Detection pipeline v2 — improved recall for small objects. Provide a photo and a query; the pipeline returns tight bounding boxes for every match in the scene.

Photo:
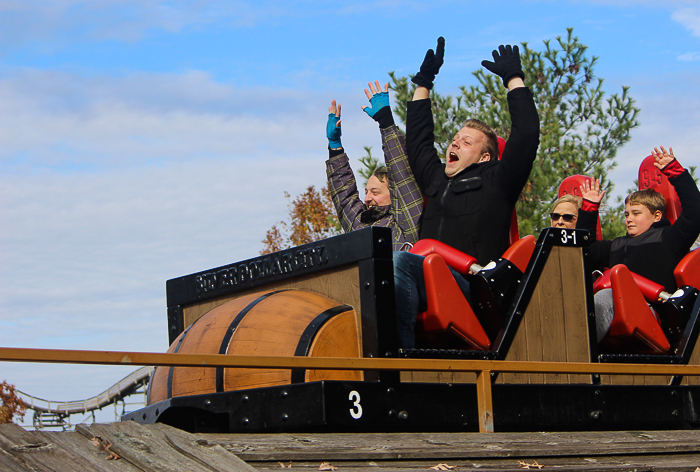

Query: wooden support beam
[2,347,700,377]
[476,370,494,433]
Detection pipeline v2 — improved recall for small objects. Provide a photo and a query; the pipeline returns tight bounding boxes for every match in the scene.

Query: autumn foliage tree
[0,381,27,424]
[261,185,340,254]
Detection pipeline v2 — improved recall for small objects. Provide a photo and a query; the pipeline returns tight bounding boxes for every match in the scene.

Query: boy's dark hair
[625,189,667,218]
[462,119,499,161]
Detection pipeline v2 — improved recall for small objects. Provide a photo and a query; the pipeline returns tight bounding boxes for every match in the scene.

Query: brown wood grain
[201,429,700,462]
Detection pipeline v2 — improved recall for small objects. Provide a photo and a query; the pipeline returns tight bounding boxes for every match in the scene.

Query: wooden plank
[476,370,494,433]
[77,422,256,472]
[249,453,700,471]
[148,423,256,472]
[499,307,530,384]
[558,247,593,383]
[31,429,136,471]
[683,334,700,385]
[200,430,700,462]
[0,423,129,472]
[539,247,566,384]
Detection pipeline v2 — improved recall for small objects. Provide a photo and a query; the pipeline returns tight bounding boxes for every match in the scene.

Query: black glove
[481,44,524,88]
[411,37,445,90]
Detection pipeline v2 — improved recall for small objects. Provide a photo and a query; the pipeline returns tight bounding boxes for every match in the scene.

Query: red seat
[411,235,536,349]
[602,265,671,353]
[675,249,700,289]
[593,268,666,302]
[558,174,602,240]
[417,254,491,350]
[411,239,479,275]
[638,155,681,223]
[502,235,537,273]
[497,136,520,246]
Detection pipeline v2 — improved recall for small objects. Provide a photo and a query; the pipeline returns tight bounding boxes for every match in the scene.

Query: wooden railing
[3,346,700,433]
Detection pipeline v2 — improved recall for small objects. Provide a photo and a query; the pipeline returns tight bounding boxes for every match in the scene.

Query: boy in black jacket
[577,146,700,341]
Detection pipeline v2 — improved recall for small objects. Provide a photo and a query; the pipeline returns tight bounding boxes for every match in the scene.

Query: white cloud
[0,64,385,405]
[672,7,700,36]
[677,51,700,61]
[0,1,285,53]
[0,67,344,168]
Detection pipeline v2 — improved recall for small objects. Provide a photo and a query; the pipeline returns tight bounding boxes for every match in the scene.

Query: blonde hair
[462,119,499,162]
[625,189,666,217]
[552,194,582,211]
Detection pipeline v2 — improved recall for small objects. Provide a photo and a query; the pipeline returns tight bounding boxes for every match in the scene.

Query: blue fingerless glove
[326,113,342,148]
[362,91,390,119]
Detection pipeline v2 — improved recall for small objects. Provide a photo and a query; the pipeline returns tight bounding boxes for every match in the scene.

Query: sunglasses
[550,213,577,223]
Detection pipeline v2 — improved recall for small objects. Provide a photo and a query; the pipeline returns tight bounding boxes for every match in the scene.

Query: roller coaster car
[122,223,700,433]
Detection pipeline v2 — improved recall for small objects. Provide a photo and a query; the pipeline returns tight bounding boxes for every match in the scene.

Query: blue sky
[2,0,700,416]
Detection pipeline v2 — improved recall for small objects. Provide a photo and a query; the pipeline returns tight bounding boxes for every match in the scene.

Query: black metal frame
[124,379,700,433]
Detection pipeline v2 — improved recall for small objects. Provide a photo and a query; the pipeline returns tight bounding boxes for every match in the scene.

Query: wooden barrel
[148,289,362,405]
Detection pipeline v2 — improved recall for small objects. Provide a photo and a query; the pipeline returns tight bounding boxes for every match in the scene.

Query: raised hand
[652,146,676,169]
[579,177,606,204]
[411,37,445,90]
[362,80,390,119]
[481,44,524,88]
[327,100,342,149]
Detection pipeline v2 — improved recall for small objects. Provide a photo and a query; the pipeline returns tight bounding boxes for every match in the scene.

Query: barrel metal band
[216,290,288,393]
[165,322,196,401]
[291,304,354,384]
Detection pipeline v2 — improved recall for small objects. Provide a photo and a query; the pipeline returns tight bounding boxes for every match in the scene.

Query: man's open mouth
[448,152,459,163]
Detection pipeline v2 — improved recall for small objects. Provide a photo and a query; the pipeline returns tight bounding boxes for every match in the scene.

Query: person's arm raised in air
[577,177,611,267]
[653,146,700,252]
[325,100,363,233]
[406,37,446,190]
[363,80,423,245]
[481,44,540,206]
[578,177,606,235]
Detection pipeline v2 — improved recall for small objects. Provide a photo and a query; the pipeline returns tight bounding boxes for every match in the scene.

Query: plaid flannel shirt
[326,124,423,251]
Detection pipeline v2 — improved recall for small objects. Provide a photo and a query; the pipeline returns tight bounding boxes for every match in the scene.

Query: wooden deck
[3,421,700,471]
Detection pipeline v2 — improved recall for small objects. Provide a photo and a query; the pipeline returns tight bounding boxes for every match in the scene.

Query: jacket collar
[360,204,392,223]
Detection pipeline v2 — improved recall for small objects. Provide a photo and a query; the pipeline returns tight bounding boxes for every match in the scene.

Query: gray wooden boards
[0,421,255,472]
[200,430,700,471]
[4,422,700,471]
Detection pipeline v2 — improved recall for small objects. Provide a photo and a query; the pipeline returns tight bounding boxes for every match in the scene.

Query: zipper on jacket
[437,180,452,241]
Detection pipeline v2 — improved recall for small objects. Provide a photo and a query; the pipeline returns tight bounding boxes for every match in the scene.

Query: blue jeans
[393,251,472,349]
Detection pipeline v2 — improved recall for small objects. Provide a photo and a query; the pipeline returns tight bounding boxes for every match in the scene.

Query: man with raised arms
[326,81,424,252]
[393,37,540,349]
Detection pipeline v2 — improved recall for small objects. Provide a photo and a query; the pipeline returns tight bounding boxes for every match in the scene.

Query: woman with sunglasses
[550,194,582,229]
